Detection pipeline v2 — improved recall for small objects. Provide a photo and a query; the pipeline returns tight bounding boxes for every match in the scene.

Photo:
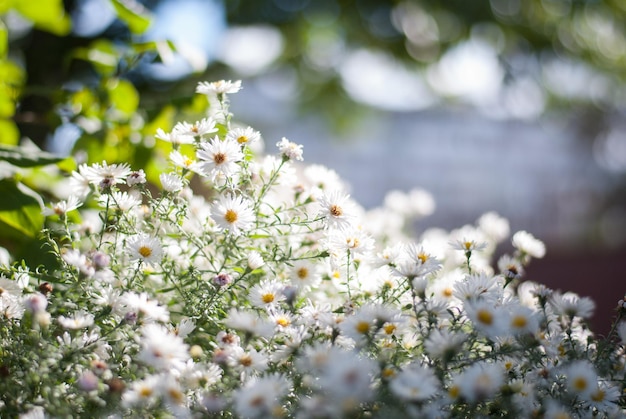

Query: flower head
[197,136,244,178]
[196,79,242,95]
[127,234,163,265]
[276,137,303,161]
[212,194,255,236]
[317,190,357,229]
[512,231,545,259]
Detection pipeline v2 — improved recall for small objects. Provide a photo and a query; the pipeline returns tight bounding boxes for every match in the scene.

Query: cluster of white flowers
[1,81,625,418]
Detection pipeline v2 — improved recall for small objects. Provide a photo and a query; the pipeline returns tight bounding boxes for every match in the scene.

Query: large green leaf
[111,0,152,34]
[0,21,7,59]
[107,78,139,115]
[13,0,71,35]
[73,39,119,77]
[0,179,44,241]
[0,119,19,145]
[0,144,65,167]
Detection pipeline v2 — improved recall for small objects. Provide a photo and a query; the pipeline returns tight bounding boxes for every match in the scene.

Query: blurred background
[2,0,626,332]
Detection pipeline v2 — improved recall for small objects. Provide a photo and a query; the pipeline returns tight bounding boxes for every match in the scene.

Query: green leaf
[111,0,152,34]
[73,39,119,76]
[0,144,65,167]
[132,40,177,64]
[13,0,71,36]
[0,179,44,241]
[0,21,7,59]
[107,78,139,115]
[0,119,18,145]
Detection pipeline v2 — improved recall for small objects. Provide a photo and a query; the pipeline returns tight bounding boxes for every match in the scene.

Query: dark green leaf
[111,0,152,34]
[0,179,44,241]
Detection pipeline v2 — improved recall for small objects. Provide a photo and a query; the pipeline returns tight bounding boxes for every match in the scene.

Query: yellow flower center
[477,309,493,325]
[356,321,370,334]
[139,386,153,398]
[573,377,588,392]
[417,253,428,264]
[276,317,290,327]
[591,389,605,402]
[511,315,527,329]
[383,323,396,335]
[239,355,253,367]
[261,293,275,304]
[138,246,152,258]
[382,368,396,378]
[224,209,238,224]
[443,288,453,298]
[168,388,184,405]
[237,135,248,144]
[330,205,343,217]
[297,267,309,279]
[448,385,460,399]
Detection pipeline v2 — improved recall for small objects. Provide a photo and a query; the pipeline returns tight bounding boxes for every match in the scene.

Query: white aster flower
[497,254,524,281]
[289,260,321,289]
[42,195,82,217]
[316,351,379,407]
[512,230,546,258]
[122,374,162,408]
[121,291,170,323]
[197,136,244,178]
[326,227,374,259]
[424,328,467,360]
[23,293,48,313]
[160,172,184,192]
[249,279,285,308]
[508,304,540,336]
[451,238,488,253]
[98,190,141,212]
[226,126,261,146]
[196,79,242,95]
[390,363,439,402]
[58,310,94,329]
[169,150,203,173]
[465,300,508,339]
[276,137,303,161]
[233,373,291,419]
[451,361,504,403]
[549,292,596,319]
[478,211,510,243]
[138,323,189,371]
[228,346,268,374]
[173,117,217,138]
[155,127,194,146]
[127,234,163,265]
[247,251,265,270]
[69,164,93,198]
[212,194,255,236]
[563,360,598,400]
[317,189,357,229]
[126,169,147,186]
[82,161,132,189]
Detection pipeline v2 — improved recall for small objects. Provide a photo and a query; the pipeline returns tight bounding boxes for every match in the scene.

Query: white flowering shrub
[1,81,625,418]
